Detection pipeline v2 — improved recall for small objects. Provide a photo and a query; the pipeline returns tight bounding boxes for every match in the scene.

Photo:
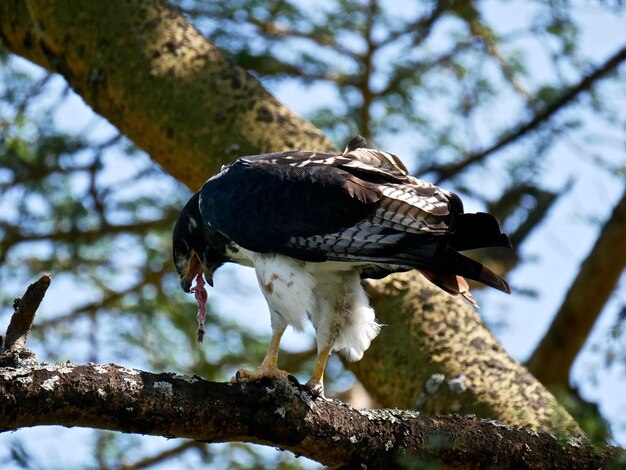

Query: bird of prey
[172,136,511,396]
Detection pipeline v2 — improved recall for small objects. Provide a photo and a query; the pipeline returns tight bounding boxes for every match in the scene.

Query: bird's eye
[176,239,190,255]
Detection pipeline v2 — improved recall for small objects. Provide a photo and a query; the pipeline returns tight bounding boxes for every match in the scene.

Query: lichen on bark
[351,272,581,435]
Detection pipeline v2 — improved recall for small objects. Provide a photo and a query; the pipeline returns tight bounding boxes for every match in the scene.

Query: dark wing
[342,134,409,179]
[199,151,382,259]
[200,146,511,293]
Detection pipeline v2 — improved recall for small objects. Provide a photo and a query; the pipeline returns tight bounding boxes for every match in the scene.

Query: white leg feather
[311,271,380,362]
[237,252,381,395]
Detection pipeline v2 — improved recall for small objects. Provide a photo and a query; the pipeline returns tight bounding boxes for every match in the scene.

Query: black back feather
[195,139,512,295]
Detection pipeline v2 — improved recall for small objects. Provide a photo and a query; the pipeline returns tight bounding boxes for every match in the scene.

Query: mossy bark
[351,273,580,434]
[1,361,617,468]
[0,0,334,190]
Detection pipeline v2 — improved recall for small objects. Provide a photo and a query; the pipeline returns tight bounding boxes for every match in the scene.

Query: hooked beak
[180,251,214,293]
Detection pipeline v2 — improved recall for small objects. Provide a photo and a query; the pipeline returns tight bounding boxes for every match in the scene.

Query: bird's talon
[304,381,325,398]
[231,367,291,384]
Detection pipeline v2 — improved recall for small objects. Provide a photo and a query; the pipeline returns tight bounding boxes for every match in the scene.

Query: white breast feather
[247,252,380,361]
[251,253,316,332]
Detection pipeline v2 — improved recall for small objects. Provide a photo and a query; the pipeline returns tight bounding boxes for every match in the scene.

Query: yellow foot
[304,378,324,398]
[230,365,290,384]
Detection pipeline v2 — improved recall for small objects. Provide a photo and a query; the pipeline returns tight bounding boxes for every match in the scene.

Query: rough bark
[0,0,580,440]
[350,272,581,435]
[528,187,626,386]
[0,360,622,469]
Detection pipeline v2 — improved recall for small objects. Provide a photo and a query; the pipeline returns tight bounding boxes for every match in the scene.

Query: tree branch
[462,7,537,109]
[2,217,175,246]
[0,0,335,190]
[376,0,452,49]
[351,272,581,435]
[0,361,622,468]
[356,0,377,140]
[246,18,356,59]
[2,274,51,353]
[120,440,205,470]
[527,186,626,386]
[423,43,626,183]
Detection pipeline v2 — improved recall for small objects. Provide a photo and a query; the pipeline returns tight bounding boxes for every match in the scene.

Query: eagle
[172,136,511,396]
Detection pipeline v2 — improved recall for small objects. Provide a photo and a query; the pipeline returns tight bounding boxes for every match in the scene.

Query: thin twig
[2,274,51,352]
[376,0,451,49]
[423,43,626,183]
[120,441,205,470]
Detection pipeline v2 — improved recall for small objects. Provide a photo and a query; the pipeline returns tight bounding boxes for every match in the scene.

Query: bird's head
[172,192,228,293]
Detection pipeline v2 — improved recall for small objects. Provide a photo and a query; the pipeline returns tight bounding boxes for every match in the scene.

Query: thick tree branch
[350,272,581,435]
[0,362,622,469]
[423,44,626,183]
[528,187,626,386]
[0,0,334,190]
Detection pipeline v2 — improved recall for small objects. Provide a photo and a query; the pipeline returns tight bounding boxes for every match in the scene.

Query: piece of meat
[190,272,208,342]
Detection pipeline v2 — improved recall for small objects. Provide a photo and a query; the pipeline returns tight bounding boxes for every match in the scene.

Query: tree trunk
[351,273,580,434]
[0,0,334,190]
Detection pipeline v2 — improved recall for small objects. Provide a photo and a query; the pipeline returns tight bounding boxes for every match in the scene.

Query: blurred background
[1,0,626,468]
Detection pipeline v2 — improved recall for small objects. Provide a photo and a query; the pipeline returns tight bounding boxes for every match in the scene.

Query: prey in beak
[179,250,211,342]
[172,191,230,342]
[180,251,210,292]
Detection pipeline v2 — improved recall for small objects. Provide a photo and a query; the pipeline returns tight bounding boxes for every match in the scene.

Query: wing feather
[198,139,511,294]
[202,148,458,250]
[199,152,382,254]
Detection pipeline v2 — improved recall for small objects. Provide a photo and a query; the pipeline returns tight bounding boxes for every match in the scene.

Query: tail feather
[396,242,511,294]
[475,262,511,294]
[434,249,511,294]
[449,213,512,251]
[420,270,479,307]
